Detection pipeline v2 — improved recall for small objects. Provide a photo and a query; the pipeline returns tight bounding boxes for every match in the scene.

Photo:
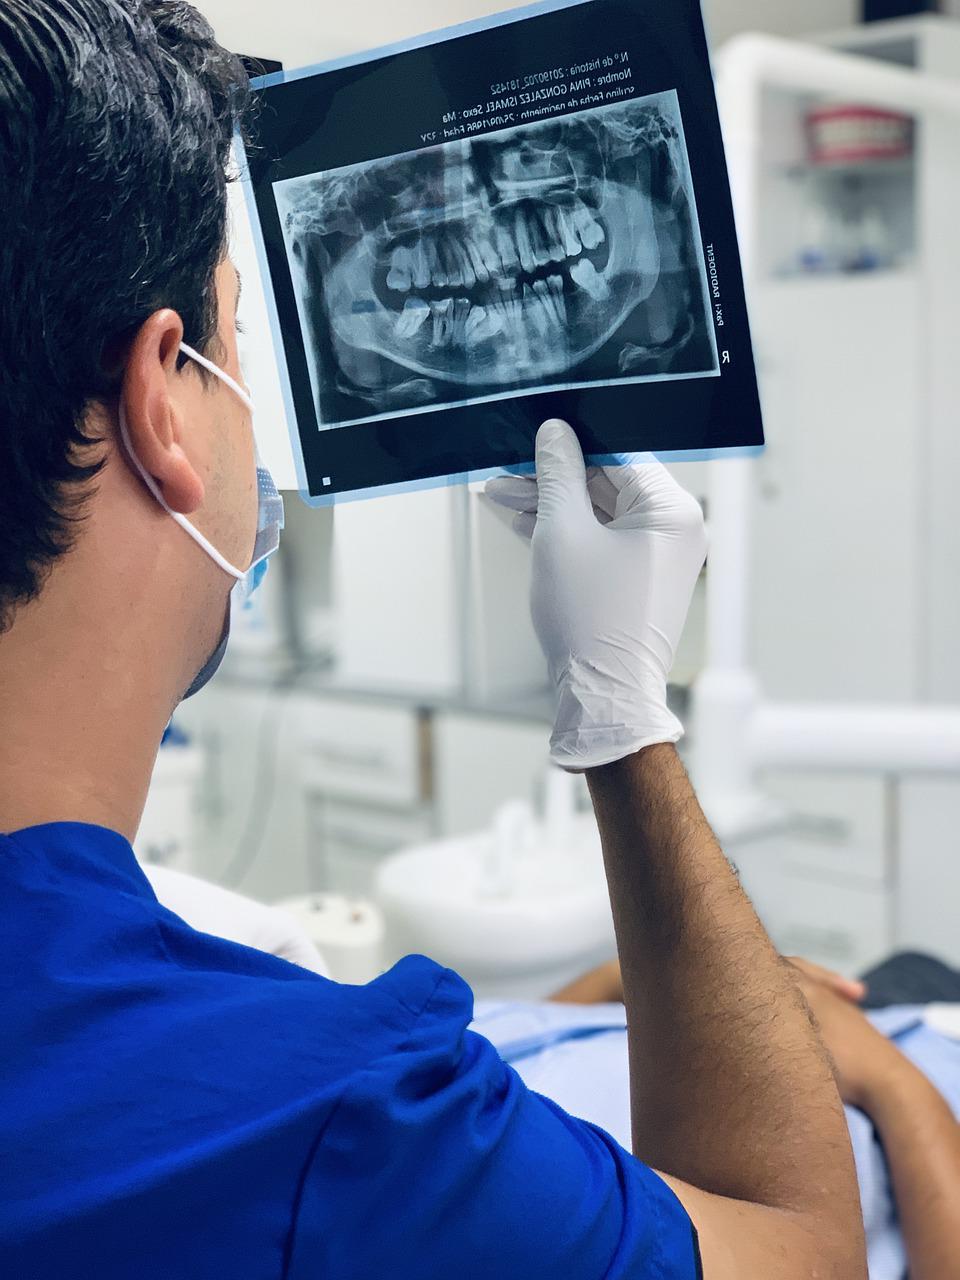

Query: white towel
[143,863,330,977]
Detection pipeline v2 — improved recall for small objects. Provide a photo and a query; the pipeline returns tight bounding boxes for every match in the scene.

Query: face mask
[118,340,284,698]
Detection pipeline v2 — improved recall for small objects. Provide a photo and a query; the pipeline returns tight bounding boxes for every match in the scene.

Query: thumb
[535,419,592,523]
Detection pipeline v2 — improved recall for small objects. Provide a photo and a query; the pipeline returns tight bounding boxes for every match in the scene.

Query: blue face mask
[118,340,285,698]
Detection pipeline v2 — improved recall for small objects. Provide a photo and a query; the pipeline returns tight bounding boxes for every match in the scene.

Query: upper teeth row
[386,202,605,293]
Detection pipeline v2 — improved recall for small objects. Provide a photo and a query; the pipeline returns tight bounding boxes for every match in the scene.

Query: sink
[375,812,616,999]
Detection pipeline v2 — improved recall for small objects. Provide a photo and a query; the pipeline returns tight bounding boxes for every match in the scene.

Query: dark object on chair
[859,952,960,1009]
[863,0,938,20]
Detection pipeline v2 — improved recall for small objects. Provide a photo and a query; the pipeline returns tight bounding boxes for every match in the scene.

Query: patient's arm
[588,745,867,1279]
[869,1060,960,1280]
[794,962,960,1280]
[549,959,622,1004]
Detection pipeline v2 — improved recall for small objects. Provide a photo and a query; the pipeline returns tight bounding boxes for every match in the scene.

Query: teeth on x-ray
[396,296,430,338]
[570,257,610,303]
[276,91,718,423]
[379,196,607,348]
[386,247,414,292]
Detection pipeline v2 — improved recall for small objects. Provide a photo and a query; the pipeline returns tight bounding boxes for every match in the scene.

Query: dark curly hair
[0,0,249,629]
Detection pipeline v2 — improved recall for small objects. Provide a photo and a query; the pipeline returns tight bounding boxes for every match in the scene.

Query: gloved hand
[483,419,707,771]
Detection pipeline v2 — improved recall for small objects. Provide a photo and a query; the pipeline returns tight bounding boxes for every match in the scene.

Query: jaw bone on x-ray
[275,91,718,430]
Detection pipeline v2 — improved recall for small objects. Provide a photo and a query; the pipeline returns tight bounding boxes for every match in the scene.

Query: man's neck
[0,532,193,842]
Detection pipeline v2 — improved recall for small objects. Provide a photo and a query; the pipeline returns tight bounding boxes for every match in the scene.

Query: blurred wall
[706,0,858,46]
[193,0,862,68]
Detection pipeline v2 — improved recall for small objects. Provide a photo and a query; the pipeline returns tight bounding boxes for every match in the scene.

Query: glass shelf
[778,156,914,180]
[768,259,916,284]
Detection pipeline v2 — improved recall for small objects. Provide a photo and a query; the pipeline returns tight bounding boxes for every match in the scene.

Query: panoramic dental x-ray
[275,94,718,428]
[244,0,763,499]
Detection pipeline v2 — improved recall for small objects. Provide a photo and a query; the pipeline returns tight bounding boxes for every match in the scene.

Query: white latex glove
[483,419,707,771]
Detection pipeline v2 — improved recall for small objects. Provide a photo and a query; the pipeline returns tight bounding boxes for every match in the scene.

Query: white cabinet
[757,771,893,886]
[308,799,434,898]
[174,678,557,906]
[333,489,465,694]
[897,778,960,966]
[297,698,430,807]
[432,712,552,837]
[295,694,433,895]
[751,272,922,703]
[733,837,893,974]
[737,770,897,974]
[172,682,314,902]
[332,486,546,700]
[748,19,960,709]
[737,17,960,967]
[297,702,556,897]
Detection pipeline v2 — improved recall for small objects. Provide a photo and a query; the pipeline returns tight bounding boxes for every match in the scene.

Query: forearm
[864,1058,960,1280]
[549,960,622,1004]
[587,745,859,1223]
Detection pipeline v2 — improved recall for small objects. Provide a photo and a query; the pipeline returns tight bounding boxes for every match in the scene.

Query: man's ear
[121,310,205,516]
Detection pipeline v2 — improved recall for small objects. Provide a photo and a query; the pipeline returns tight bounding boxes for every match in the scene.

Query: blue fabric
[472,999,960,1280]
[0,823,698,1280]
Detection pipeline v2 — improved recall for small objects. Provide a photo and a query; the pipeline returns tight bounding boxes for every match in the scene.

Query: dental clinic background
[142,0,960,995]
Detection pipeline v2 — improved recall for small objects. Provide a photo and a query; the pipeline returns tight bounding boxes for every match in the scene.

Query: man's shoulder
[149,926,474,1084]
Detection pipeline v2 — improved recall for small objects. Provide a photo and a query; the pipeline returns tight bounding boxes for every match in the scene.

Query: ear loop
[179,340,254,412]
[116,341,254,582]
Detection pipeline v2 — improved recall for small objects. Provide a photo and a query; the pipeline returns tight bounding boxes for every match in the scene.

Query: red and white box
[806,105,914,165]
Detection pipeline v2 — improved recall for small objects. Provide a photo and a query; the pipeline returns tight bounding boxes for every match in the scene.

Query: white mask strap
[117,341,252,582]
[179,341,254,413]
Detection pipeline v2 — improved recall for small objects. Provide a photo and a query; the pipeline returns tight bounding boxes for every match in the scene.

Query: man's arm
[793,960,960,1280]
[588,747,866,1276]
[485,420,867,1278]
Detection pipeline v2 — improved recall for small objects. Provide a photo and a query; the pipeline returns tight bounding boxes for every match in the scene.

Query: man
[0,3,867,1276]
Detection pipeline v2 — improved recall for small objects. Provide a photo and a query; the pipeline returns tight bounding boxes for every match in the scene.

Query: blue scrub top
[0,823,700,1279]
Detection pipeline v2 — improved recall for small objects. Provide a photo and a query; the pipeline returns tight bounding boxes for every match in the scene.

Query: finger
[484,474,539,514]
[585,467,621,523]
[599,455,662,504]
[479,491,525,535]
[513,511,537,540]
[486,471,611,531]
[478,492,537,543]
[828,973,868,1003]
[601,458,678,519]
[789,957,866,1003]
[534,419,592,523]
[804,960,866,1002]
[606,465,705,538]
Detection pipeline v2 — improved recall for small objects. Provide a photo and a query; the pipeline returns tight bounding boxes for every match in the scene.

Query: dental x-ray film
[243,0,764,502]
